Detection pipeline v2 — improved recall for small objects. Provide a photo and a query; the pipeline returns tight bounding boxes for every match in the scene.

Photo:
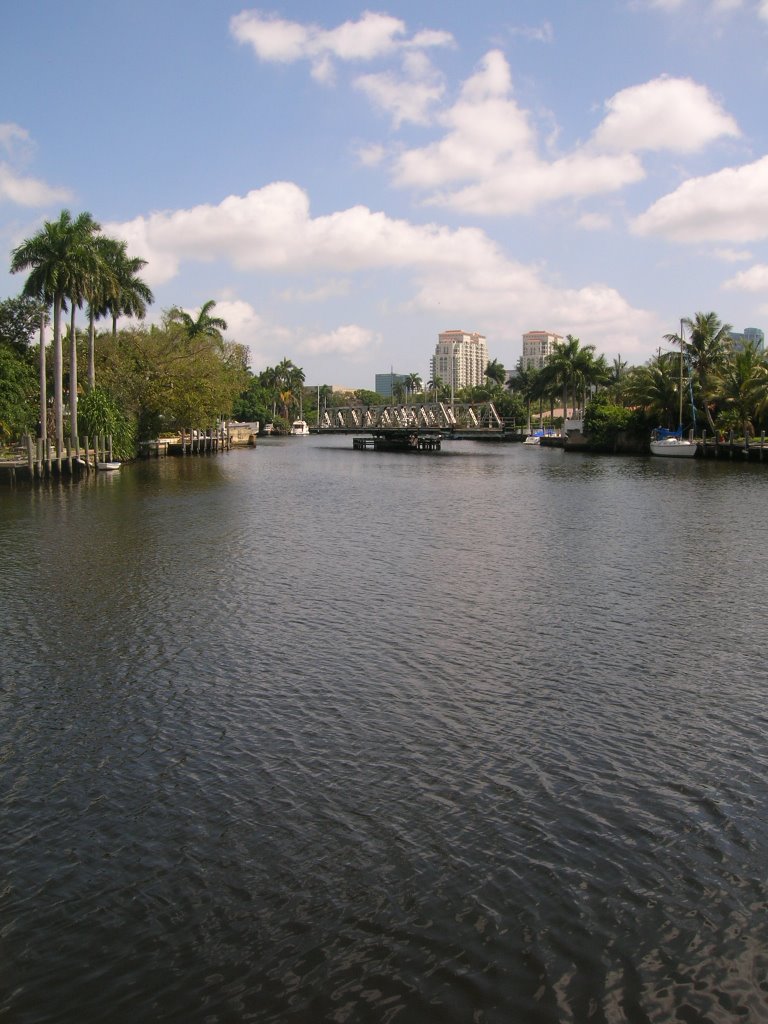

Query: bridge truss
[318,401,503,435]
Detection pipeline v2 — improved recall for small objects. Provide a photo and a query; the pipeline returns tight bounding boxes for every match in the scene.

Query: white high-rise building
[522,331,562,370]
[430,330,488,392]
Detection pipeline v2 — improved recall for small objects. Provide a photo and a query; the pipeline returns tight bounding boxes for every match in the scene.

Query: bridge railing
[319,401,502,432]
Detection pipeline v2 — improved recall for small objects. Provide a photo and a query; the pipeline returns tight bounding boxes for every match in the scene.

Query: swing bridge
[317,401,505,450]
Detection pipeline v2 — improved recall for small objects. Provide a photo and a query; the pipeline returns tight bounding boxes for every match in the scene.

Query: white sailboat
[650,322,697,458]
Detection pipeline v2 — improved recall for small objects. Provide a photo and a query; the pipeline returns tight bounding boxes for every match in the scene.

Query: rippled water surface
[2,438,768,1023]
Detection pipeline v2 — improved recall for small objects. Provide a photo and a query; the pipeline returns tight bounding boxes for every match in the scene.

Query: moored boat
[290,419,310,436]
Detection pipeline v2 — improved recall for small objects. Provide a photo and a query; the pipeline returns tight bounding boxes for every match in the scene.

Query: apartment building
[430,330,488,391]
[521,331,562,370]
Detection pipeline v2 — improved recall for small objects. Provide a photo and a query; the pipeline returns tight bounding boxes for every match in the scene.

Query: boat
[523,434,540,446]
[290,419,310,436]
[650,430,697,458]
[96,461,121,471]
[650,320,697,459]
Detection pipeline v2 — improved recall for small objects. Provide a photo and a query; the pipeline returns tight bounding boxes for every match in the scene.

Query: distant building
[729,327,764,353]
[430,330,488,391]
[522,330,562,370]
[375,372,409,398]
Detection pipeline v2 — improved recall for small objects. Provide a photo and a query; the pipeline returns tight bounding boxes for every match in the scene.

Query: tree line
[2,208,765,452]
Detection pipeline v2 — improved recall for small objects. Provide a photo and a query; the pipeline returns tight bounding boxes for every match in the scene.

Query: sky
[1,0,767,388]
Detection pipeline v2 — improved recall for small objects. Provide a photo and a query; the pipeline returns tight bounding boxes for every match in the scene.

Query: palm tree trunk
[88,309,96,391]
[69,305,78,441]
[39,311,47,442]
[53,294,63,452]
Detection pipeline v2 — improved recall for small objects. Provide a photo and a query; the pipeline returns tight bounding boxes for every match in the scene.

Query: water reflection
[2,440,767,1022]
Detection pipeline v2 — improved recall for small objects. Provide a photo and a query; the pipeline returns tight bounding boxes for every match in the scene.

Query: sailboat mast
[679,318,684,433]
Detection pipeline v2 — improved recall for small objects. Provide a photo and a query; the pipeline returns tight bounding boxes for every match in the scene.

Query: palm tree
[11,209,100,450]
[405,372,422,402]
[485,358,506,391]
[507,360,539,432]
[426,375,445,402]
[625,352,682,429]
[675,312,732,436]
[717,343,768,440]
[169,299,228,342]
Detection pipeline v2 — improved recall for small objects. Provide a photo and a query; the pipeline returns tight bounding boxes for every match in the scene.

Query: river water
[2,437,767,1023]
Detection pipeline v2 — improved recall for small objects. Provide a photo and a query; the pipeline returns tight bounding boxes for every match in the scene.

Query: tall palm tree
[674,313,732,436]
[169,299,228,342]
[405,372,422,402]
[86,237,153,391]
[11,209,100,450]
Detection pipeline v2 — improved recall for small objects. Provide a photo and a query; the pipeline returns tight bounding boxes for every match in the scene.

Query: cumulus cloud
[106,180,655,359]
[386,52,741,215]
[105,181,509,286]
[391,50,645,214]
[723,263,768,290]
[355,52,445,126]
[230,9,453,82]
[591,76,739,153]
[631,154,768,242]
[0,123,73,208]
[0,163,73,207]
[300,323,380,356]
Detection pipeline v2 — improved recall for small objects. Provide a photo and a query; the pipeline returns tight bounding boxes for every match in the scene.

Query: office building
[522,331,562,370]
[375,372,410,398]
[430,330,488,391]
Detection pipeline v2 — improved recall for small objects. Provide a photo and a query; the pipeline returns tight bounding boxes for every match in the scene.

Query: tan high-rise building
[522,331,562,370]
[430,330,488,391]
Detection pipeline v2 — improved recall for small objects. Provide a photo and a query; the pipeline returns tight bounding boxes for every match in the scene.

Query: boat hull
[650,439,697,458]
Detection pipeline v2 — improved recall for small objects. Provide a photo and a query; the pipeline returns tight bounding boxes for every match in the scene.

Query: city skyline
[1,1,767,387]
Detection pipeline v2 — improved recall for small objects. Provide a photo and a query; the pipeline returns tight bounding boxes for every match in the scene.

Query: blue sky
[1,0,767,387]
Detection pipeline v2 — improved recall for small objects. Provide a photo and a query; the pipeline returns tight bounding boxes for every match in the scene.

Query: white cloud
[355,52,445,127]
[591,76,739,154]
[390,51,742,215]
[631,154,768,242]
[105,181,510,286]
[723,263,768,290]
[759,0,768,19]
[0,163,73,207]
[230,9,453,82]
[578,212,613,231]
[356,143,386,168]
[0,122,30,154]
[106,180,655,361]
[300,323,380,356]
[714,247,752,261]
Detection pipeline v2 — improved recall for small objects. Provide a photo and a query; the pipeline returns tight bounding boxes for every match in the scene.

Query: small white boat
[523,434,541,446]
[650,435,697,458]
[96,461,121,471]
[290,419,310,436]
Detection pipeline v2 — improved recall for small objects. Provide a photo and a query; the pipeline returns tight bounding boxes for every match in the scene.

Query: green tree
[677,312,732,436]
[10,209,101,449]
[625,351,684,429]
[485,358,506,391]
[77,385,136,459]
[87,237,153,391]
[716,343,768,440]
[168,299,228,342]
[0,345,37,442]
[0,295,48,354]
